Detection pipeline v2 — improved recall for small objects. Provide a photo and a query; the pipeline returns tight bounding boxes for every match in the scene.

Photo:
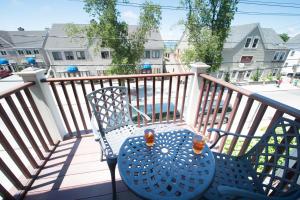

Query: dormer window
[279,52,286,61]
[252,38,259,48]
[244,37,252,48]
[273,51,280,61]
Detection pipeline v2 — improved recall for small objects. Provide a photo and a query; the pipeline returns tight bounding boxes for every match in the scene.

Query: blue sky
[2,0,300,40]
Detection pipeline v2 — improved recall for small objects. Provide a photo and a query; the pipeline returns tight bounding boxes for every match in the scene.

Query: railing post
[184,62,210,126]
[17,68,65,141]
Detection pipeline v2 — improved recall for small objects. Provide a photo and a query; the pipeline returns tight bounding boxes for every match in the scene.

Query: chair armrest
[128,103,151,121]
[218,186,300,200]
[207,128,261,149]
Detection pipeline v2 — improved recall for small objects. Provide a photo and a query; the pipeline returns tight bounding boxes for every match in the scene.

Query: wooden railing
[42,72,194,137]
[0,82,58,200]
[194,73,300,155]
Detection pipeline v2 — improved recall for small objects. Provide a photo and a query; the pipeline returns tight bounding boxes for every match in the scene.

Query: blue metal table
[118,129,215,200]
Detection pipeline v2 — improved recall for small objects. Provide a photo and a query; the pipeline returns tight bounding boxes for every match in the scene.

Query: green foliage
[279,33,290,42]
[182,0,238,72]
[251,68,262,81]
[66,0,161,74]
[267,72,273,81]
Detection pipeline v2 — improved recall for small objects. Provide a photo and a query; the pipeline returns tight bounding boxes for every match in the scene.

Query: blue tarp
[67,65,78,73]
[143,63,152,69]
[0,58,9,65]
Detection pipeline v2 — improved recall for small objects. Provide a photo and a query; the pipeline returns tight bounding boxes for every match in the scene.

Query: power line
[239,0,300,9]
[240,0,300,7]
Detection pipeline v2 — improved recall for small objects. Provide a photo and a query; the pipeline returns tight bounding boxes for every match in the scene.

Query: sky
[1,0,300,40]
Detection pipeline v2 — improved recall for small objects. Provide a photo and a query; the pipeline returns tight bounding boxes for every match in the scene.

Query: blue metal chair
[204,117,300,200]
[87,86,150,200]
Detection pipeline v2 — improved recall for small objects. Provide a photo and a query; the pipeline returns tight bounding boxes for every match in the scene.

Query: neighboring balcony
[0,65,299,200]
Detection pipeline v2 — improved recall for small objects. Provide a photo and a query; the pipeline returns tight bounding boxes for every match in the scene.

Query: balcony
[0,68,299,200]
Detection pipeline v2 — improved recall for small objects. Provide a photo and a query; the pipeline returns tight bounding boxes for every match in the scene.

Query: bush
[251,68,262,81]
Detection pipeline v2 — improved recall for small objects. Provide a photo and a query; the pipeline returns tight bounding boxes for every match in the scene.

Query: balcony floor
[25,134,142,200]
[25,123,192,200]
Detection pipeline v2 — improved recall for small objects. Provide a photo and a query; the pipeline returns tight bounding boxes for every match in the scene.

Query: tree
[66,0,161,74]
[251,68,261,82]
[181,0,239,72]
[279,33,289,42]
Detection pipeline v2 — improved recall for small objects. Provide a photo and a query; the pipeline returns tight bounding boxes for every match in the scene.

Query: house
[0,30,49,71]
[282,34,300,77]
[175,23,289,81]
[44,24,164,76]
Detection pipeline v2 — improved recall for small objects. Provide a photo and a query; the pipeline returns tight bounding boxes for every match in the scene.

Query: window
[240,56,253,63]
[144,50,151,58]
[244,37,252,48]
[152,50,160,58]
[231,71,237,78]
[279,52,286,61]
[101,51,110,59]
[64,51,74,60]
[273,51,280,61]
[17,50,24,55]
[246,70,251,78]
[76,51,86,60]
[0,51,7,55]
[25,50,32,55]
[33,49,39,54]
[284,62,288,67]
[52,52,63,60]
[291,50,295,56]
[272,69,278,76]
[8,51,17,55]
[252,38,259,48]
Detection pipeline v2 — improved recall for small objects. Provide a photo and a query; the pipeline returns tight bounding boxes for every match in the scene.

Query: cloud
[121,10,139,25]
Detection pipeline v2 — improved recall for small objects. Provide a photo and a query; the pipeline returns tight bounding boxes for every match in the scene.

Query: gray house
[0,30,49,71]
[282,34,300,76]
[176,23,289,81]
[44,24,164,76]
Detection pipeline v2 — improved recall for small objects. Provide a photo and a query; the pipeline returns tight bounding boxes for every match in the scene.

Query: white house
[282,34,300,77]
[0,30,49,71]
[176,23,289,81]
[44,24,164,76]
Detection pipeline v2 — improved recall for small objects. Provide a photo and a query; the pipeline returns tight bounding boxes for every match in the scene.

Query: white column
[17,68,65,141]
[184,62,210,126]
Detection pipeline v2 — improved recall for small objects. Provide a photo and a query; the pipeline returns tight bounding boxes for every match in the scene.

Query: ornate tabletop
[118,129,215,200]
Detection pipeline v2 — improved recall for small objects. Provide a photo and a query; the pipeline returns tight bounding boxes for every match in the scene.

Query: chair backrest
[245,117,300,197]
[87,86,133,136]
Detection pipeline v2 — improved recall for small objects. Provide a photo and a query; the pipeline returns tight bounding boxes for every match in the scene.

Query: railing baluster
[100,79,104,88]
[109,79,113,86]
[50,82,72,136]
[144,77,147,126]
[127,78,132,119]
[180,75,189,122]
[203,82,217,136]
[0,158,24,190]
[159,76,164,123]
[90,80,95,91]
[135,78,140,127]
[197,81,211,132]
[61,81,81,137]
[209,86,224,140]
[194,79,206,129]
[0,130,31,178]
[0,103,38,168]
[5,95,44,160]
[15,91,49,152]
[217,89,233,130]
[71,81,88,132]
[152,77,155,124]
[81,80,91,118]
[166,76,173,123]
[24,88,54,146]
[238,103,268,156]
[227,98,254,155]
[0,184,14,200]
[118,79,122,86]
[173,75,180,123]
[219,92,243,152]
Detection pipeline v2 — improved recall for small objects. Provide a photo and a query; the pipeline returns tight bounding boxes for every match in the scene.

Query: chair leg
[100,149,104,161]
[107,158,117,200]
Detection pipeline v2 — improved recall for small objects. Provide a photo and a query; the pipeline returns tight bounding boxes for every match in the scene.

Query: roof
[286,34,300,49]
[45,24,164,50]
[260,28,286,49]
[0,30,47,48]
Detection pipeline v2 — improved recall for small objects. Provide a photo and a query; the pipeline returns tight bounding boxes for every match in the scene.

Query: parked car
[0,69,11,79]
[132,103,180,122]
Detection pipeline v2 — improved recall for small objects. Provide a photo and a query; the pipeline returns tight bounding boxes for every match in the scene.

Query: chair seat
[204,153,263,200]
[102,125,138,159]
